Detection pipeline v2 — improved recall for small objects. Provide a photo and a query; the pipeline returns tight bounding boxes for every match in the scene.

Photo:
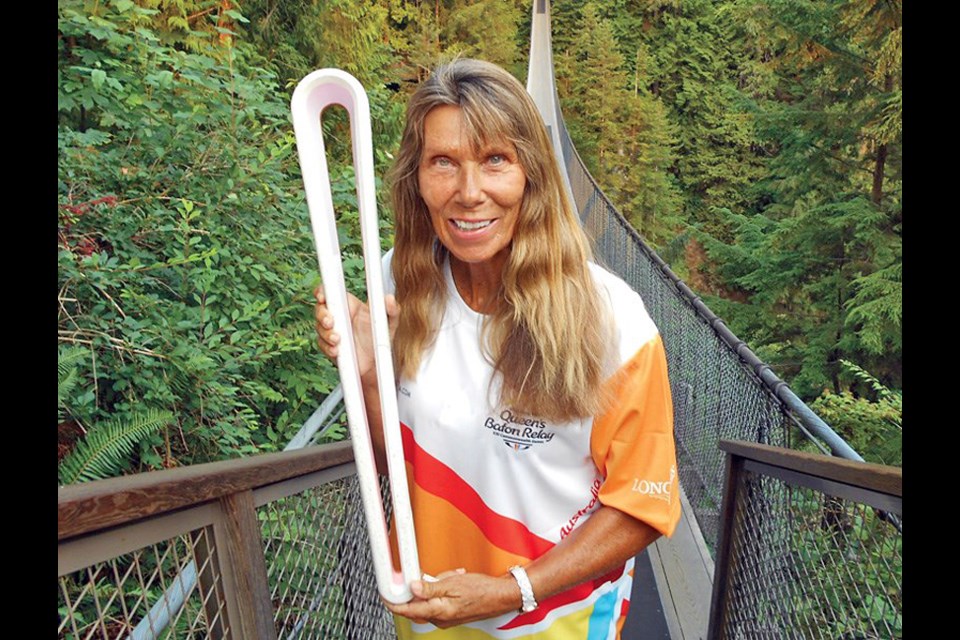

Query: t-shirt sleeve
[590,333,681,537]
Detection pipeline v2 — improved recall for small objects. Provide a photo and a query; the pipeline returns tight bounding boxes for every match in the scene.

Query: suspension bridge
[57,1,902,638]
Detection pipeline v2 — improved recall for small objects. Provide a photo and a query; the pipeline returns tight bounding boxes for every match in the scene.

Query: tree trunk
[870,74,895,206]
[871,142,887,206]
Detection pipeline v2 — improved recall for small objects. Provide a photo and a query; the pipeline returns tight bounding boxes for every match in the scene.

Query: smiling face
[417,105,527,272]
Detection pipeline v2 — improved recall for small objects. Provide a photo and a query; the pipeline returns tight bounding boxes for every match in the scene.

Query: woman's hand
[314,285,400,380]
[388,507,661,629]
[314,284,400,472]
[386,570,520,629]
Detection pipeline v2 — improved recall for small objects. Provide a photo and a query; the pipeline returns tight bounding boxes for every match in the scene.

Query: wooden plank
[650,484,713,640]
[215,491,277,640]
[58,502,217,577]
[59,441,355,541]
[719,440,901,497]
[648,542,683,640]
[744,459,902,515]
[623,548,672,639]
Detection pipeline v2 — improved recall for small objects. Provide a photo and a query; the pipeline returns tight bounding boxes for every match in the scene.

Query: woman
[315,58,680,639]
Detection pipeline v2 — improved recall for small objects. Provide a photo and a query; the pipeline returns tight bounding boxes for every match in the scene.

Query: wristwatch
[508,565,539,613]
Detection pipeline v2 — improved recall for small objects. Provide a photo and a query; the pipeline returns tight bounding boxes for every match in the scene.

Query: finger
[313,287,336,336]
[385,597,433,619]
[409,579,438,600]
[317,340,339,359]
[432,568,466,581]
[313,298,333,323]
[314,318,340,345]
[314,320,340,351]
[314,307,335,331]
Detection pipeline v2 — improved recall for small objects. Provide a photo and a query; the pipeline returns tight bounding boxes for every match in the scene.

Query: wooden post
[191,525,227,639]
[707,451,745,640]
[215,491,278,640]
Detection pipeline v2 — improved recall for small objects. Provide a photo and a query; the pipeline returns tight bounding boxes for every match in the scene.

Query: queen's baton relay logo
[483,409,555,451]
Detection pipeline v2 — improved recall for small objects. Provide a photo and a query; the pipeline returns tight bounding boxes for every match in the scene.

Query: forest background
[57,0,902,484]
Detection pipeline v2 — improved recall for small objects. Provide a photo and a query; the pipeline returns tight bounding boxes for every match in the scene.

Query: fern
[58,347,88,415]
[58,410,173,485]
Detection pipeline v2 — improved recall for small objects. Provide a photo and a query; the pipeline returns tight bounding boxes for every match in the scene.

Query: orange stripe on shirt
[402,423,556,559]
[406,476,531,575]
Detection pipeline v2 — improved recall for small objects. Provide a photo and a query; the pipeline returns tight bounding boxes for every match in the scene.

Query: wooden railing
[708,441,903,639]
[58,442,394,639]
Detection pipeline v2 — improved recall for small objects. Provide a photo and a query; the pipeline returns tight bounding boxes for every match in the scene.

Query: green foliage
[58,1,348,467]
[59,410,175,485]
[701,193,899,396]
[686,0,902,397]
[554,2,683,246]
[846,262,902,356]
[786,492,902,637]
[58,347,88,421]
[59,345,174,484]
[442,0,524,70]
[603,0,767,236]
[810,360,901,466]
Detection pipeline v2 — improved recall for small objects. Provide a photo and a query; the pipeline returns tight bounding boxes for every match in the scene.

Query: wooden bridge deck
[624,485,713,640]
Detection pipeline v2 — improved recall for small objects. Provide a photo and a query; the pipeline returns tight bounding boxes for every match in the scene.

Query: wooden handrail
[709,439,902,640]
[718,439,901,498]
[58,441,355,541]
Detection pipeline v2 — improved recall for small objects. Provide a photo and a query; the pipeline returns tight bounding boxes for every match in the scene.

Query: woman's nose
[456,164,484,205]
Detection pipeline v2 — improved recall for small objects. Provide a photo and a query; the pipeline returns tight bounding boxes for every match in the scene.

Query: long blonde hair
[390,59,613,421]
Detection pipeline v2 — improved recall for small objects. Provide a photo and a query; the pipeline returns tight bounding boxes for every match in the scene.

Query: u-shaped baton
[291,69,420,604]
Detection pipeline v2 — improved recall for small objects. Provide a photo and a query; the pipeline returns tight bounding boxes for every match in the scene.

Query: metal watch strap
[508,565,538,613]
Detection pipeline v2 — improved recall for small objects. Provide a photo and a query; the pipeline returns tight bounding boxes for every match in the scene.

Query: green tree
[443,0,524,71]
[555,3,682,244]
[58,1,344,471]
[703,0,902,394]
[614,0,766,238]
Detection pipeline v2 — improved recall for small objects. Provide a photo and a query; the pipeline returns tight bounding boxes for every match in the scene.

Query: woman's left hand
[387,570,520,629]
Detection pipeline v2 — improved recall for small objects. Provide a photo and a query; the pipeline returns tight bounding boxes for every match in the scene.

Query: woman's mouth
[451,219,494,231]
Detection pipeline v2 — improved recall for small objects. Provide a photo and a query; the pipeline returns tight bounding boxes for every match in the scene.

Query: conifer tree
[555,2,681,244]
[705,0,902,395]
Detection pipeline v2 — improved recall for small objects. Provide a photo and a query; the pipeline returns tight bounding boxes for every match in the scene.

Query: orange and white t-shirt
[383,250,680,639]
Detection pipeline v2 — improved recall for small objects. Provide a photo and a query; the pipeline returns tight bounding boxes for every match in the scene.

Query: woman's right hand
[314,285,400,380]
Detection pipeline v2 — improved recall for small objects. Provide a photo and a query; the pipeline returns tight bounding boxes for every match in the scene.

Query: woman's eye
[435,157,452,167]
[488,154,505,166]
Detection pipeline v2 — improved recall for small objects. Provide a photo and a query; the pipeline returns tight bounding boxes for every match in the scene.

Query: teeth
[453,219,493,231]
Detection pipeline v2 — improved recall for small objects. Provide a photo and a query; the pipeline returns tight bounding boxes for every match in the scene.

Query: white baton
[291,68,421,605]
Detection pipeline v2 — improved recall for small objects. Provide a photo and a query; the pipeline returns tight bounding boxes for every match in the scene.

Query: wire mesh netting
[261,474,395,640]
[557,112,794,550]
[58,527,229,639]
[720,469,902,639]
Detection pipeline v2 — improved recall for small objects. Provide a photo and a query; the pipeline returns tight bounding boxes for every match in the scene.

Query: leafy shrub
[58,1,378,472]
[810,360,902,466]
